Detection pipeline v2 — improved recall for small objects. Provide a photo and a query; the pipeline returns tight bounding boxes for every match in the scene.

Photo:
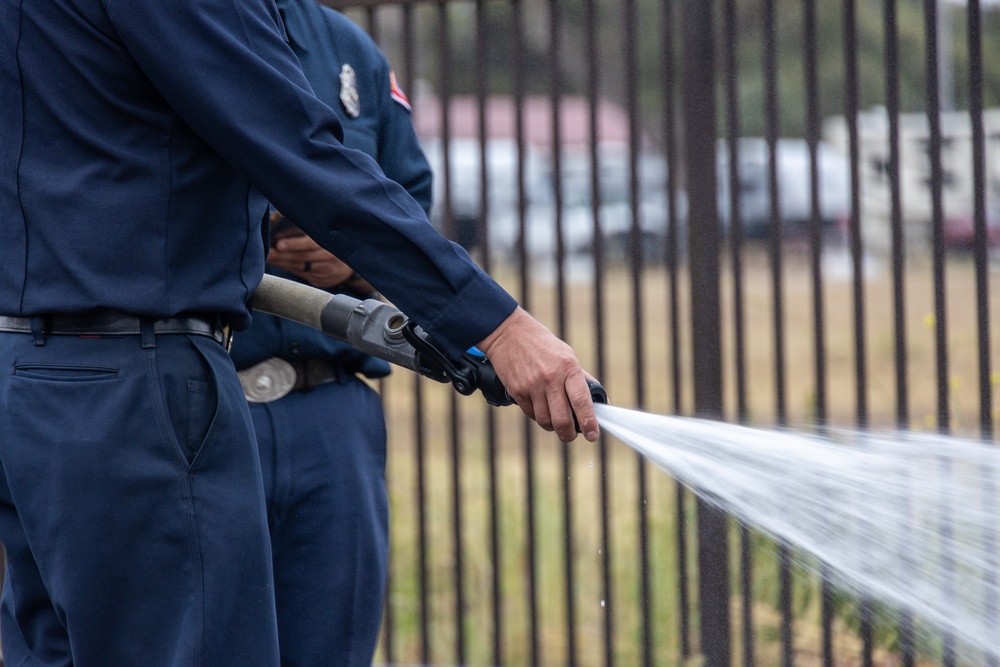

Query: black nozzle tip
[574,379,608,434]
[587,379,608,404]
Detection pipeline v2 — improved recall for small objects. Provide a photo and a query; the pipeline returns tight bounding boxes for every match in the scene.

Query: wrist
[476,307,527,357]
[335,271,372,297]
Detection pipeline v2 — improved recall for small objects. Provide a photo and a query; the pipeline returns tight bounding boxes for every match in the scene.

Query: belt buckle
[238,358,297,403]
[222,324,234,351]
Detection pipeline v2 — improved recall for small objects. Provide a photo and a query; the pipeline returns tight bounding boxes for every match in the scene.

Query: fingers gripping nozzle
[400,322,607,431]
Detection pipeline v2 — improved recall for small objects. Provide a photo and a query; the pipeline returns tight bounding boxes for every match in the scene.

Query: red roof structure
[412,95,635,149]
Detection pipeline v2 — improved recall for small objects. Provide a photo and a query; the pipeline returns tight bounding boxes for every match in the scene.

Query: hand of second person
[476,308,600,443]
[268,235,355,289]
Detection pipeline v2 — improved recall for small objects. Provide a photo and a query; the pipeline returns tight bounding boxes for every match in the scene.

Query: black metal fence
[326,0,999,665]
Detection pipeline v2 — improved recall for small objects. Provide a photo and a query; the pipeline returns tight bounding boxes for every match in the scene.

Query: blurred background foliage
[386,0,1000,141]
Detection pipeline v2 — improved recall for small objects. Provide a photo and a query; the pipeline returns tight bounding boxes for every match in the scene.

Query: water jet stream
[595,403,1000,662]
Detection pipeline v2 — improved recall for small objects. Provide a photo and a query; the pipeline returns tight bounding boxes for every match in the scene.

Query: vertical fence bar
[448,386,464,664]
[802,0,824,451]
[967,3,992,444]
[841,2,875,664]
[969,6,997,659]
[415,367,430,665]
[545,0,577,664]
[723,3,746,427]
[432,5,469,663]
[663,0,690,658]
[661,1,690,659]
[923,4,955,665]
[394,5,432,663]
[620,0,653,664]
[437,2,454,245]
[403,10,419,665]
[763,0,784,430]
[883,2,907,434]
[548,5,565,341]
[761,2,794,664]
[842,2,866,427]
[473,0,491,277]
[721,0,752,664]
[967,11,998,664]
[583,0,613,664]
[363,6,376,39]
[682,1,730,665]
[471,1,504,662]
[880,2,915,664]
[509,1,540,662]
[924,0,948,438]
[801,2,835,666]
[413,140,431,666]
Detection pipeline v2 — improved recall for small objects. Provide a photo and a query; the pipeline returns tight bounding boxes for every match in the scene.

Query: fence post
[681,0,731,665]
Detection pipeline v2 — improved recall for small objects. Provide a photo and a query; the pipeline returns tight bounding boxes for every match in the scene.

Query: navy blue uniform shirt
[0,0,515,360]
[231,0,432,375]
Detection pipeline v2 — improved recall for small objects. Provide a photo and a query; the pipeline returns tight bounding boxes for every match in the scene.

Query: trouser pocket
[154,335,220,468]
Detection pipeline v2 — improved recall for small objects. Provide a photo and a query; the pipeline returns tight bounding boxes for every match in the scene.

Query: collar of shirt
[274,0,311,53]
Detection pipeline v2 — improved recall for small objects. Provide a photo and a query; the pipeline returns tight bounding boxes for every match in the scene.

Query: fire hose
[251,274,607,429]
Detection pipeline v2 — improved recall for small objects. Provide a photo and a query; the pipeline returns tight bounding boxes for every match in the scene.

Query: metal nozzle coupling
[383,313,407,342]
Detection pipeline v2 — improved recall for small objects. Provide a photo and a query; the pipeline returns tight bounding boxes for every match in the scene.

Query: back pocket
[14,364,118,382]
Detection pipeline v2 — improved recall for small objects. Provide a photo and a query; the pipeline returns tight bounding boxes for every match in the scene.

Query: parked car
[716,138,851,239]
[421,137,548,250]
[487,146,688,266]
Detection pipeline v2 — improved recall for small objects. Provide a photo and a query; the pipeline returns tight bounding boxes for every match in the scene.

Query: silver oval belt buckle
[237,358,297,403]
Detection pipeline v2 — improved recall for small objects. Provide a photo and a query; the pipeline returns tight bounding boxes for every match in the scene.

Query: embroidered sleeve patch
[389,70,411,111]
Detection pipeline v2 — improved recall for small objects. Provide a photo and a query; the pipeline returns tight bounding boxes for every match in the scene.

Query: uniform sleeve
[103,0,514,358]
[373,60,434,217]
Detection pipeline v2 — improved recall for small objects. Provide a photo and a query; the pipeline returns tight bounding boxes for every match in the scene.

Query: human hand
[476,308,600,443]
[268,235,357,289]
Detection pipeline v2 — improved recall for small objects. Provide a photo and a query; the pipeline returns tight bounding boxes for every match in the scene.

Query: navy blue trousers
[0,329,279,666]
[249,376,388,667]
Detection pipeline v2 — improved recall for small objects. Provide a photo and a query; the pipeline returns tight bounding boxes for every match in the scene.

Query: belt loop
[30,316,46,346]
[140,318,156,349]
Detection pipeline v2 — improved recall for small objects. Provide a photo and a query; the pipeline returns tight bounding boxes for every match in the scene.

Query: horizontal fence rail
[323,0,999,664]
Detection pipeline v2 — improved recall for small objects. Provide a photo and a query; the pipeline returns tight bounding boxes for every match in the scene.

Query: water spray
[596,404,1000,663]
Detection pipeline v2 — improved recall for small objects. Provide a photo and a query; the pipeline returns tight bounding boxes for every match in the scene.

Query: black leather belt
[0,312,231,347]
[237,357,353,403]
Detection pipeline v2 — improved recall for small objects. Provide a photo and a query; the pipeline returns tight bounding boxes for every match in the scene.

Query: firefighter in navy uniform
[230,2,431,665]
[0,0,600,665]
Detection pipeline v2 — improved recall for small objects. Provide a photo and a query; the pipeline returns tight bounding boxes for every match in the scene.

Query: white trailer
[824,108,1000,256]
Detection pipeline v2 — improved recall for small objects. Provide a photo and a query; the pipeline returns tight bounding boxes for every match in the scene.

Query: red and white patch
[389,70,411,111]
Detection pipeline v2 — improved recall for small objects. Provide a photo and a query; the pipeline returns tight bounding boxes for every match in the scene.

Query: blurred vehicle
[421,137,547,250]
[943,203,1000,249]
[824,108,1000,255]
[487,144,688,266]
[716,138,851,239]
